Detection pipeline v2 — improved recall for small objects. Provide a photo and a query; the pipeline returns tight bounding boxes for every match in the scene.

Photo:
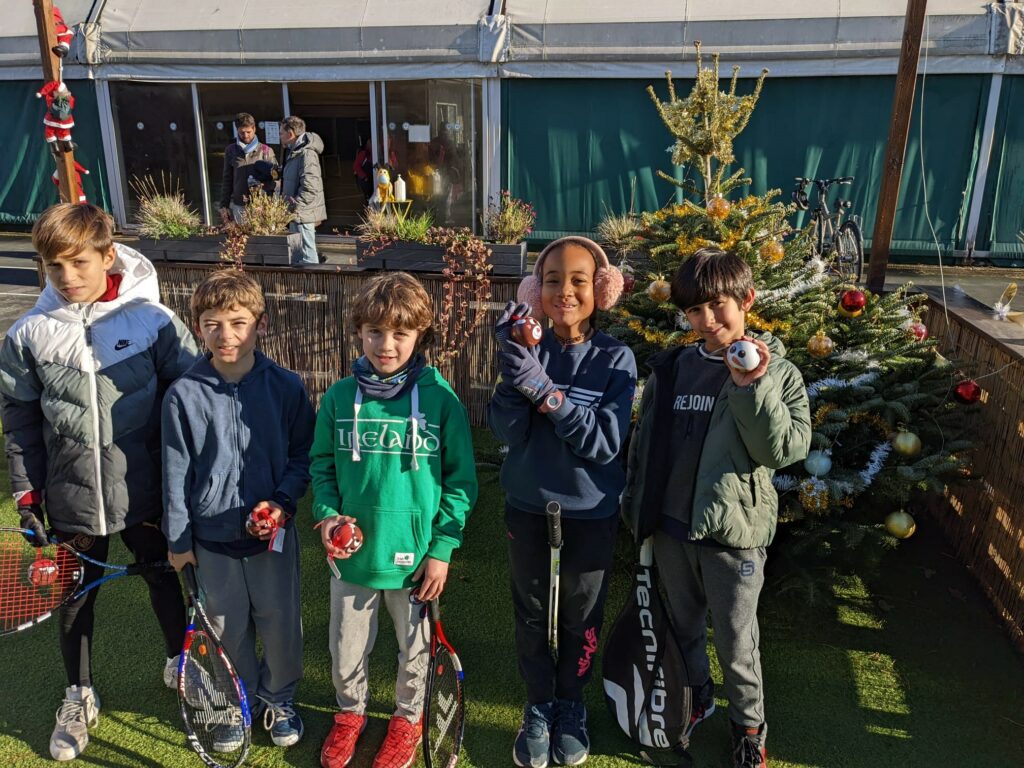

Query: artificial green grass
[1,427,1022,767]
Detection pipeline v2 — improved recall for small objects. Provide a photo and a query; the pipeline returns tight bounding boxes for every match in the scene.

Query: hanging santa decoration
[52,161,89,203]
[51,6,75,58]
[37,80,76,155]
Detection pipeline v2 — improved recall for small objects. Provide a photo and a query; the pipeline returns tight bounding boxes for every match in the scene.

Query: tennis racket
[422,598,466,768]
[178,564,251,768]
[0,526,172,637]
[546,501,563,662]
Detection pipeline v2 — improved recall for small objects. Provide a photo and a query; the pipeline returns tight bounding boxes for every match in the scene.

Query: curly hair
[348,272,435,348]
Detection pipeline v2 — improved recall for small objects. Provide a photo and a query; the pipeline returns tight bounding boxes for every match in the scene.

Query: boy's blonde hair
[191,269,266,320]
[349,272,434,347]
[32,203,114,262]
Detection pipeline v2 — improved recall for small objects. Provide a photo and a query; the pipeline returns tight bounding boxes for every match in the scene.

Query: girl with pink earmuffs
[488,236,637,768]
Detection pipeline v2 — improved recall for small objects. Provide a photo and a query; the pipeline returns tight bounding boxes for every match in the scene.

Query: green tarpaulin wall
[505,75,990,260]
[977,75,1024,261]
[0,80,110,226]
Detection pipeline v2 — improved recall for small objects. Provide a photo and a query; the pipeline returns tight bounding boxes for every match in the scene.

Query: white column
[370,82,379,166]
[282,82,291,118]
[94,79,127,230]
[381,81,389,165]
[964,72,1004,252]
[481,77,501,216]
[191,83,212,226]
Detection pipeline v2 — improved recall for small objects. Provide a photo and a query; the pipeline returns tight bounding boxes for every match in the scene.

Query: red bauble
[839,289,867,317]
[953,379,981,405]
[908,321,928,341]
[28,558,59,587]
[622,272,636,294]
[511,316,543,347]
[331,521,365,555]
[246,506,278,537]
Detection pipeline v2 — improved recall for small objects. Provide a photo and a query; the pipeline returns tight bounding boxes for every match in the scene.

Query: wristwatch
[538,389,564,414]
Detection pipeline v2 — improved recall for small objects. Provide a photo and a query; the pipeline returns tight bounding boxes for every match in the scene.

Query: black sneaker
[683,678,716,741]
[730,721,767,768]
[513,702,554,768]
[551,699,589,765]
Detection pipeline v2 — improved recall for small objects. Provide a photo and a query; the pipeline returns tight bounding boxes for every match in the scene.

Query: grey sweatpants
[194,529,303,704]
[653,531,767,727]
[328,578,430,721]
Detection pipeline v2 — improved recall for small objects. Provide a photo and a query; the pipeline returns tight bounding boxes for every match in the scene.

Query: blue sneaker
[513,702,554,768]
[262,699,303,747]
[212,722,245,753]
[551,699,589,766]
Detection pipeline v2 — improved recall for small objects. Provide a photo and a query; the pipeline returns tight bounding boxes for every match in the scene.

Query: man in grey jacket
[279,116,326,266]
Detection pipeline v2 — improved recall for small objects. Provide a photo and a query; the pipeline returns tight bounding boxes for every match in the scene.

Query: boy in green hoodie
[310,272,477,768]
[622,248,811,768]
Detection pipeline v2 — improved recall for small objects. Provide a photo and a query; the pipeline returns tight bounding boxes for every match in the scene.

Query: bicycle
[792,176,864,282]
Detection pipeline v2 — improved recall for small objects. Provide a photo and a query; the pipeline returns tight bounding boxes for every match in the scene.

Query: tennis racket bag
[602,537,693,752]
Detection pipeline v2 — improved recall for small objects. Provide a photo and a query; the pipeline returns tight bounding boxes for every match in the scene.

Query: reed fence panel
[922,294,1024,652]
[153,264,520,426]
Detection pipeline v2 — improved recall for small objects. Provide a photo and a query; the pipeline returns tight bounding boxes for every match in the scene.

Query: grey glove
[498,343,557,404]
[495,300,533,351]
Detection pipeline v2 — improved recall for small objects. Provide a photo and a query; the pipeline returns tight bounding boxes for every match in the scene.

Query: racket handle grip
[182,562,199,596]
[428,599,441,624]
[546,501,562,549]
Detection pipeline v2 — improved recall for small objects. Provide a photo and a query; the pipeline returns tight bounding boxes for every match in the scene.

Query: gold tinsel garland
[812,404,836,428]
[799,478,830,513]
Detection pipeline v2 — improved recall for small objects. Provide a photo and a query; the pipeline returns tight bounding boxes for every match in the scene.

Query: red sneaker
[730,721,768,768]
[371,715,422,768]
[321,712,367,768]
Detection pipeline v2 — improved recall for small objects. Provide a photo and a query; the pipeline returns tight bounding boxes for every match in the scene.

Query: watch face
[545,393,561,409]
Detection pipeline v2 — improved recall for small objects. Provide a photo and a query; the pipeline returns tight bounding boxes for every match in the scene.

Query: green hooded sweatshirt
[309,367,477,589]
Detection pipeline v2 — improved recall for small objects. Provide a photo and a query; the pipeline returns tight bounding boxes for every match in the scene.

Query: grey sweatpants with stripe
[653,531,767,727]
[195,530,304,704]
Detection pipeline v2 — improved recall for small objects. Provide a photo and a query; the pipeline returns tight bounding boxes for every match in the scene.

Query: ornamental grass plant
[130,174,203,239]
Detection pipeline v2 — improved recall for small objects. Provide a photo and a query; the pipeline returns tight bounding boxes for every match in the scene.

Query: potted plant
[353,207,442,271]
[482,190,535,274]
[132,177,301,266]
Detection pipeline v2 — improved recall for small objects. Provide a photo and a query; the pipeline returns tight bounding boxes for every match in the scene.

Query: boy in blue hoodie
[162,269,315,751]
[311,272,477,768]
[489,237,637,768]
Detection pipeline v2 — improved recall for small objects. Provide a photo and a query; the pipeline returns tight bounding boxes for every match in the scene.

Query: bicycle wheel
[834,220,864,283]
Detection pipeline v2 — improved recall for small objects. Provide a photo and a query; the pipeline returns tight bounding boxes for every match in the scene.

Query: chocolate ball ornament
[647,279,672,303]
[29,558,60,587]
[706,195,731,220]
[953,379,981,405]
[331,521,364,556]
[511,316,543,347]
[807,331,834,359]
[759,240,785,264]
[726,339,760,372]
[246,506,278,537]
[884,510,916,539]
[891,430,922,457]
[839,289,867,318]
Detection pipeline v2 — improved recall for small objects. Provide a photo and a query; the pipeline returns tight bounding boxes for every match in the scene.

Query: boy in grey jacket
[0,203,199,762]
[622,248,811,768]
[161,269,315,751]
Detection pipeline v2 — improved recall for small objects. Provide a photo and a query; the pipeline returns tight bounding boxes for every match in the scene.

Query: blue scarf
[237,136,260,154]
[352,354,426,400]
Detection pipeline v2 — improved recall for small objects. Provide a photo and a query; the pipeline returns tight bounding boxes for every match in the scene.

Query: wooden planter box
[356,240,527,276]
[136,233,301,266]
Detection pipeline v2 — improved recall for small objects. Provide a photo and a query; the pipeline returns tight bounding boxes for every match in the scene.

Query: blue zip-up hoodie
[488,330,637,519]
[161,351,315,553]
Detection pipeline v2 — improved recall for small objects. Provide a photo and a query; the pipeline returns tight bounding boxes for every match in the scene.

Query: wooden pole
[32,0,80,205]
[866,0,928,293]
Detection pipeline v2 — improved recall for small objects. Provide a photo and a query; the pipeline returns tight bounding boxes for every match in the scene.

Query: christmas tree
[601,45,975,566]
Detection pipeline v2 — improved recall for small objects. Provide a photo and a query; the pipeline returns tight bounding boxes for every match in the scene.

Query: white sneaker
[50,685,100,761]
[163,655,180,690]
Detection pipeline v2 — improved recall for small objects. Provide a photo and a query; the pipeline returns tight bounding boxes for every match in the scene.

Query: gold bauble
[759,240,785,263]
[884,510,916,539]
[647,279,672,303]
[891,430,922,457]
[807,332,834,359]
[706,195,731,220]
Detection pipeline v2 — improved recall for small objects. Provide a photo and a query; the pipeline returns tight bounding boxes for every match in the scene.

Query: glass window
[382,79,481,231]
[110,82,200,222]
[196,83,285,217]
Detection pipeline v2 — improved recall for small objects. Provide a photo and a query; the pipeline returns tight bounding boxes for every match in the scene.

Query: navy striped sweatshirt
[488,330,637,519]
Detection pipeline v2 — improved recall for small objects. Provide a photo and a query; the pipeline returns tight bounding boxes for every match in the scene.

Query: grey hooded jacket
[0,244,199,536]
[280,132,327,225]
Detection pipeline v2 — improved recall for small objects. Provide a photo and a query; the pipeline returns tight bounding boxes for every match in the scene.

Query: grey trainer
[50,685,100,761]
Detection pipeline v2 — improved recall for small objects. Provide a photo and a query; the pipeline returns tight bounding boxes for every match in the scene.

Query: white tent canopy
[1,1,1021,80]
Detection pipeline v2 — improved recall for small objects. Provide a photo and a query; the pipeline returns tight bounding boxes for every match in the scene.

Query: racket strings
[180,628,247,762]
[426,646,464,766]
[0,533,80,634]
